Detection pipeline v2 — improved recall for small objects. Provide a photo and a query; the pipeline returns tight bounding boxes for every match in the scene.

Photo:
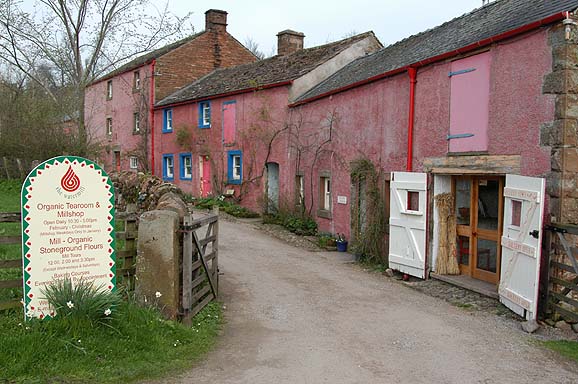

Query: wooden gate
[545,223,578,323]
[180,211,219,325]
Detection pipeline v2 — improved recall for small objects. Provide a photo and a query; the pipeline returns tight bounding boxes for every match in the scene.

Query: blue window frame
[227,150,242,184]
[162,154,174,181]
[163,109,173,133]
[179,153,192,180]
[198,101,211,128]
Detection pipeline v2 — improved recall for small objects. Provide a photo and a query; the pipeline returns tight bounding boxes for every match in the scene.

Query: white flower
[155,291,162,298]
[19,299,25,306]
[77,339,81,343]
[104,308,112,316]
[66,301,74,309]
[173,343,177,347]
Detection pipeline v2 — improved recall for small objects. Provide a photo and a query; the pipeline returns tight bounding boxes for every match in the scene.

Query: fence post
[182,213,193,326]
[212,206,219,296]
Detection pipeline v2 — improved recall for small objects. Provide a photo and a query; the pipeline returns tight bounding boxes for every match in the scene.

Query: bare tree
[0,0,193,155]
[244,37,266,60]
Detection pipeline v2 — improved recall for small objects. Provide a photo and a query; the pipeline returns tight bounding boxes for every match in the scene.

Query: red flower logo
[61,166,80,192]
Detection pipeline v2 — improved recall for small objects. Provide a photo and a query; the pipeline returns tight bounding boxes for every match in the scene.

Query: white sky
[170,0,488,56]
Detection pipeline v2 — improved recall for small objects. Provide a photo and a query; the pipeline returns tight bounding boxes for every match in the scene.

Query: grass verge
[0,300,223,383]
[543,340,578,363]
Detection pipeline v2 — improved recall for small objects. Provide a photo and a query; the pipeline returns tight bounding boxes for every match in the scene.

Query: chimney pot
[277,30,305,56]
[205,9,227,33]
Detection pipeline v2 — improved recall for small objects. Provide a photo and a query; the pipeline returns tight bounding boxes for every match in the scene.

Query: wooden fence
[181,211,219,324]
[1,157,35,180]
[545,223,578,322]
[0,211,138,311]
[0,212,22,310]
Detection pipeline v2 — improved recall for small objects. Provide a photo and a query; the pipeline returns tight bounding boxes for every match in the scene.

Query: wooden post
[182,214,193,326]
[3,157,10,179]
[212,206,219,296]
[16,158,24,179]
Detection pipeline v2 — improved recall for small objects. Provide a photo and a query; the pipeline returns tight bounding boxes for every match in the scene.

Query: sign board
[21,156,115,319]
[337,196,347,205]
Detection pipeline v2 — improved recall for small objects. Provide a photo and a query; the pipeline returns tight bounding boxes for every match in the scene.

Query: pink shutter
[223,102,236,145]
[449,52,491,153]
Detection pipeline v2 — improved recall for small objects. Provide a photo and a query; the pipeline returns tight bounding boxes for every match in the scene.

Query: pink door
[200,155,212,197]
[223,101,236,145]
[448,51,491,153]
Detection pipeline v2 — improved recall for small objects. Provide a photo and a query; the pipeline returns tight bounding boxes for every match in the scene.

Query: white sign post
[21,156,115,319]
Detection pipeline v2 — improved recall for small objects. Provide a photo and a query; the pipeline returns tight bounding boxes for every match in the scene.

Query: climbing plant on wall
[350,158,388,265]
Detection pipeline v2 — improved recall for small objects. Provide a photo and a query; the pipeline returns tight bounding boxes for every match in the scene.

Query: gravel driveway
[153,219,578,384]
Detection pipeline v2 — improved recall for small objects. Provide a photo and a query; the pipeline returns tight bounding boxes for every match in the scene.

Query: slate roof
[294,0,578,104]
[156,32,378,107]
[93,32,203,84]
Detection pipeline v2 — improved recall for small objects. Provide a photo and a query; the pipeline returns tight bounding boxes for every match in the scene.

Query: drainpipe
[406,67,417,172]
[150,59,156,175]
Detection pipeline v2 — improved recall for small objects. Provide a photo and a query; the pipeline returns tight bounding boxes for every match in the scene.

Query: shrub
[41,279,122,333]
[190,196,260,218]
[265,210,317,236]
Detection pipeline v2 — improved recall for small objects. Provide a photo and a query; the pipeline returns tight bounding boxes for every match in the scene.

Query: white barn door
[499,175,545,320]
[389,172,428,278]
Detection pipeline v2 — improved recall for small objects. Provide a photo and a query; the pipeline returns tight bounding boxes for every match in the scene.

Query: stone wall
[543,23,578,224]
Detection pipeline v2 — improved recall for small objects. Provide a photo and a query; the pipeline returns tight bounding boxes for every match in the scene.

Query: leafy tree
[0,0,193,155]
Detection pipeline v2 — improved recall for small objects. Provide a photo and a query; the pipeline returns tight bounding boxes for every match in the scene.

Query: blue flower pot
[336,241,348,252]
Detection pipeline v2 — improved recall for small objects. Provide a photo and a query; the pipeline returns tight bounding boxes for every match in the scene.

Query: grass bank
[0,301,223,383]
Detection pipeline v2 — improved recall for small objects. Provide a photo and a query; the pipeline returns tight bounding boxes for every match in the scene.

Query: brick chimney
[205,9,227,33]
[277,30,305,56]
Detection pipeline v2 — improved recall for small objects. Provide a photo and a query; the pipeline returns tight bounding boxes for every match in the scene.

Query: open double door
[388,172,545,320]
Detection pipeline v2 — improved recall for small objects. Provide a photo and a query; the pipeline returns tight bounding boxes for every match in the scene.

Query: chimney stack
[277,30,305,56]
[205,9,227,33]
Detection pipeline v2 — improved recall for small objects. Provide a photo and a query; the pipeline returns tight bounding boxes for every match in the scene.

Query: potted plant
[336,233,348,252]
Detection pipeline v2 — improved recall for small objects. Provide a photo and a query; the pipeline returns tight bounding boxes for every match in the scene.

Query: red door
[200,155,212,197]
[114,151,121,172]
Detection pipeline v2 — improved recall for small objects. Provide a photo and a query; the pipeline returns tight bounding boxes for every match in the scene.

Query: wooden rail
[181,210,219,325]
[546,224,578,323]
[0,212,22,310]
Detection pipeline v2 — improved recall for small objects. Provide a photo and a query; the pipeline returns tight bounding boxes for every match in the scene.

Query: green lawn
[0,301,223,383]
[0,179,23,305]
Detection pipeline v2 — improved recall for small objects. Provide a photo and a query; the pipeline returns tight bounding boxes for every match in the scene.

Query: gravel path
[151,219,578,384]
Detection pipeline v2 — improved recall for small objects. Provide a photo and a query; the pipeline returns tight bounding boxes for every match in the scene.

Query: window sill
[180,177,192,181]
[162,130,173,134]
[227,179,242,185]
[132,131,141,135]
[317,209,332,219]
[198,125,211,129]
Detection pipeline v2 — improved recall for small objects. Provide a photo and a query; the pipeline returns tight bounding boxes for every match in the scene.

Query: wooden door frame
[453,175,504,284]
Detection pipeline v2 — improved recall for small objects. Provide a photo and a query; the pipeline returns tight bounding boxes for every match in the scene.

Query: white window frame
[106,118,112,136]
[232,155,241,180]
[202,103,211,126]
[166,109,173,131]
[133,71,140,90]
[133,112,140,133]
[184,156,192,178]
[129,156,138,169]
[107,80,113,99]
[166,156,174,178]
[323,178,331,210]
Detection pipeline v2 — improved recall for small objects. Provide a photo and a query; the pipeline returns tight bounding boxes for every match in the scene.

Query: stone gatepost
[136,210,181,319]
[543,23,578,224]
